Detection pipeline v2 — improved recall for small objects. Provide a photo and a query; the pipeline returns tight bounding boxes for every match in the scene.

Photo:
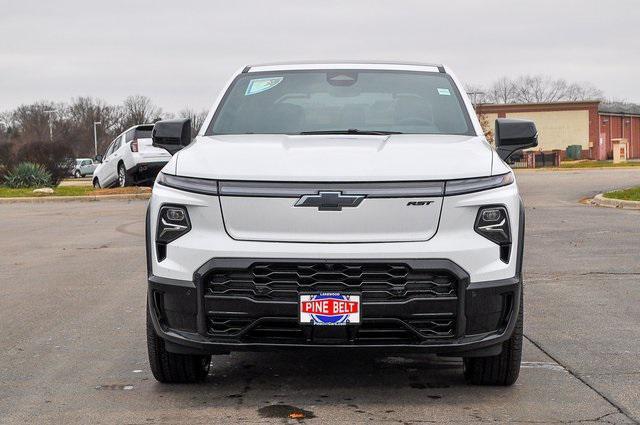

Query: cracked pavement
[0,168,639,424]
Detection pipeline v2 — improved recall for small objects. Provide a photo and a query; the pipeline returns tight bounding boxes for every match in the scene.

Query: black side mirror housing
[495,118,538,161]
[94,154,103,163]
[152,119,192,155]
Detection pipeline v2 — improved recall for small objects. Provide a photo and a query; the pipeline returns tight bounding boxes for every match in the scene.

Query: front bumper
[147,257,521,356]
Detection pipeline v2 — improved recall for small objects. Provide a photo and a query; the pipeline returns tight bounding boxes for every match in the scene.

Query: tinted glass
[124,130,134,143]
[207,70,473,136]
[106,139,117,156]
[134,125,154,139]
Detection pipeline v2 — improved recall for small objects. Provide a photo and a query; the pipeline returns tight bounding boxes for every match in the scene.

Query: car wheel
[93,178,101,189]
[147,303,211,383]
[118,163,129,187]
[463,291,523,386]
[74,170,81,178]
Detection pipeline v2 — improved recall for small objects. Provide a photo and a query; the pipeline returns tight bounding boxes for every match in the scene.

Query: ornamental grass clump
[3,162,52,188]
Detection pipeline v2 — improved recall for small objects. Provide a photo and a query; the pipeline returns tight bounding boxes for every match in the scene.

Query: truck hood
[175,134,493,181]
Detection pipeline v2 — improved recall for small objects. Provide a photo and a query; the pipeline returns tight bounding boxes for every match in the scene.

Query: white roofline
[247,61,442,73]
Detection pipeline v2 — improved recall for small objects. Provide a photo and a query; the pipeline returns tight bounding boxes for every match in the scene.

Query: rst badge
[299,293,360,325]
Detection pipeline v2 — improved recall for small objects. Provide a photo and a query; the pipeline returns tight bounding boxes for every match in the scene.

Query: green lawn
[560,160,640,168]
[0,186,94,197]
[0,186,151,198]
[603,187,640,201]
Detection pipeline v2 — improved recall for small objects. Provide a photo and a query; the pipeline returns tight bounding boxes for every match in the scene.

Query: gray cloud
[1,0,638,112]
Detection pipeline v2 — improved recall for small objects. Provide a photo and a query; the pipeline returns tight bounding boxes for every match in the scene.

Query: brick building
[476,101,640,160]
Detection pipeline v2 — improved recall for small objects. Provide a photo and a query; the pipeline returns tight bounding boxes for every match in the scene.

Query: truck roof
[244,61,445,74]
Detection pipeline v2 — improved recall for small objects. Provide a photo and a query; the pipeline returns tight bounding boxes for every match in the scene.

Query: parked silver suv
[71,158,97,178]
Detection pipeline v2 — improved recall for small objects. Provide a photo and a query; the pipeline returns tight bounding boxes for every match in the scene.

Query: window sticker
[245,77,283,96]
[437,88,451,96]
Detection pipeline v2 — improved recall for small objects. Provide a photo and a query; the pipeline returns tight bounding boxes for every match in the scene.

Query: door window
[114,135,123,151]
[124,129,134,143]
[105,140,116,157]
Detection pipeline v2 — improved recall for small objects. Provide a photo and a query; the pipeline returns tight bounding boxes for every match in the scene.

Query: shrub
[3,162,52,188]
[0,142,14,183]
[14,141,74,186]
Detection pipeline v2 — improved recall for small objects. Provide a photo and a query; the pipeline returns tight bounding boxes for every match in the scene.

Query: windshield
[206,70,474,136]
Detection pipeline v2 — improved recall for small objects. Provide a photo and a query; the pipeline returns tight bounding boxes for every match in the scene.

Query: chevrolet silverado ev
[145,62,538,385]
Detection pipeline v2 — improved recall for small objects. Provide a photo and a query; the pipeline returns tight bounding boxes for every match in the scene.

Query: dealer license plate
[299,293,360,325]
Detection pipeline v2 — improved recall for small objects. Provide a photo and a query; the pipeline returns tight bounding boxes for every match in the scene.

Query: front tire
[147,305,211,383]
[74,170,81,178]
[463,292,523,386]
[118,163,130,187]
[93,178,101,189]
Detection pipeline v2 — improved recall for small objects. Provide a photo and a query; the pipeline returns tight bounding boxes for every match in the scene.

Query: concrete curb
[0,193,151,204]
[516,167,640,172]
[591,193,640,210]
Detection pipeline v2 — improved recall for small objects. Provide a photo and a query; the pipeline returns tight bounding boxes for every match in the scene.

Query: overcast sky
[1,0,639,113]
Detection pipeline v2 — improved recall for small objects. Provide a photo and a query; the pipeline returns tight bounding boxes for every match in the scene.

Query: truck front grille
[201,260,461,345]
[205,261,457,301]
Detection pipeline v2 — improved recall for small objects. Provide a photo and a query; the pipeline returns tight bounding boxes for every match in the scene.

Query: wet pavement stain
[258,405,316,420]
[95,384,133,390]
[410,382,450,389]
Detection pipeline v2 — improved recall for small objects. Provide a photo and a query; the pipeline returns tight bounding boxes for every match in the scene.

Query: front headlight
[474,205,511,263]
[156,172,219,195]
[445,173,514,196]
[156,205,191,261]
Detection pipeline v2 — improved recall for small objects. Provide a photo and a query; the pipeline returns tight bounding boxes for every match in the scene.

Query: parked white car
[145,62,538,386]
[93,124,171,188]
[71,158,97,178]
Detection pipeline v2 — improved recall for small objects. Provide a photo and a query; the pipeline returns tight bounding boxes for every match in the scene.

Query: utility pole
[44,109,57,142]
[93,121,102,157]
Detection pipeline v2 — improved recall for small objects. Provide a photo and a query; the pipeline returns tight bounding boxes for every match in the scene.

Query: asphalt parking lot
[1,168,639,424]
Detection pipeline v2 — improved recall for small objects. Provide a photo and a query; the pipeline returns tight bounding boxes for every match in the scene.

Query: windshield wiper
[299,129,402,135]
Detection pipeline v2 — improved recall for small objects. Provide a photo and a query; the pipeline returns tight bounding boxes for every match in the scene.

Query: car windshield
[206,70,474,136]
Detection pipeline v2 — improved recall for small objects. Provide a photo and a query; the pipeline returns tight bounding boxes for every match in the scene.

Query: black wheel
[463,292,523,386]
[74,170,81,178]
[93,178,101,189]
[118,163,129,187]
[147,304,211,383]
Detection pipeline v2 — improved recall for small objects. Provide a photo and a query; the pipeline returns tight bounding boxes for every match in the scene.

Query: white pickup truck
[144,62,537,386]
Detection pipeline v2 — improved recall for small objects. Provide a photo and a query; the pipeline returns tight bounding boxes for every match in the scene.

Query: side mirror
[94,155,103,163]
[152,119,192,155]
[495,118,538,161]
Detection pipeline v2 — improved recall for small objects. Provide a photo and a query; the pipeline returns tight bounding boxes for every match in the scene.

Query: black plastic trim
[145,204,152,277]
[516,196,526,276]
[148,259,522,355]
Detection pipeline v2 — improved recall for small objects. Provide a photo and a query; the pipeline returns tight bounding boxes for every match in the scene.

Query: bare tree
[469,75,603,104]
[117,95,163,133]
[463,83,489,105]
[488,77,518,104]
[67,97,121,156]
[177,108,209,136]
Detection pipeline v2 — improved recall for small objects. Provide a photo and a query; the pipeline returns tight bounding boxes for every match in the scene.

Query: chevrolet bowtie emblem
[295,191,365,211]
